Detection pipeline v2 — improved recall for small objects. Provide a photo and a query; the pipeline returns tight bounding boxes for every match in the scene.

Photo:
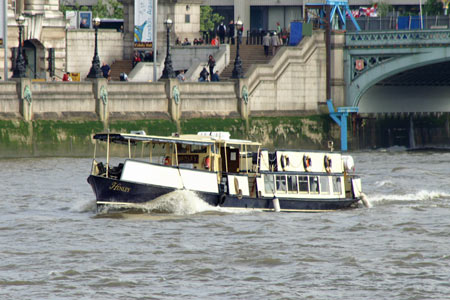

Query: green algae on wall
[248,115,332,150]
[109,120,177,137]
[0,116,335,158]
[180,118,247,139]
[0,120,33,157]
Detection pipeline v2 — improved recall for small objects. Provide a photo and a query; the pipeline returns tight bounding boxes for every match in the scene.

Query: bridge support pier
[327,99,358,151]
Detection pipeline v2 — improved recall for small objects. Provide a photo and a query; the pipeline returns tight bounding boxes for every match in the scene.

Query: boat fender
[237,189,243,200]
[204,156,210,169]
[233,177,243,200]
[218,194,226,206]
[164,156,171,166]
[303,155,312,171]
[273,197,280,212]
[360,192,371,208]
[324,155,332,173]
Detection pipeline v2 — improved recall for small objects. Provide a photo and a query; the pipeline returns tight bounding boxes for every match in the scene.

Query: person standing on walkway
[228,20,235,44]
[217,22,226,44]
[177,70,186,82]
[262,32,271,57]
[207,55,216,81]
[100,62,111,80]
[271,32,280,55]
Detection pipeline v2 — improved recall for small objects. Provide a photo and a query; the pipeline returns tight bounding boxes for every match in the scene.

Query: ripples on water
[1,150,450,299]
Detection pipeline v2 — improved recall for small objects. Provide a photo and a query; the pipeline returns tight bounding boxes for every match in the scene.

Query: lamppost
[161,18,175,79]
[87,17,103,78]
[12,15,26,78]
[231,19,243,79]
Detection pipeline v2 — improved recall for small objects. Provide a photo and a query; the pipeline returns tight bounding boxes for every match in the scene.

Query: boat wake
[364,190,450,206]
[98,190,249,216]
[70,198,96,213]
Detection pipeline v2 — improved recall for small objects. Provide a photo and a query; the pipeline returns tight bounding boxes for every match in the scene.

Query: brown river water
[1,149,450,299]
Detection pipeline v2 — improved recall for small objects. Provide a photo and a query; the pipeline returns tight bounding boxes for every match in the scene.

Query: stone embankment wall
[0,32,329,123]
[0,31,360,157]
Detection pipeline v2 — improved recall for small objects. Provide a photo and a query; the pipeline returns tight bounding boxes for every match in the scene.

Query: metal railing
[346,15,450,32]
[346,29,450,47]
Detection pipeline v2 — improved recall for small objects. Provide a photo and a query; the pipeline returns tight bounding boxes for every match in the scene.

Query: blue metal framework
[327,100,358,152]
[306,0,360,31]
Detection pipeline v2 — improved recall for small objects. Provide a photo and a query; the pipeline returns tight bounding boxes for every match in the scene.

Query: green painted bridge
[344,29,450,113]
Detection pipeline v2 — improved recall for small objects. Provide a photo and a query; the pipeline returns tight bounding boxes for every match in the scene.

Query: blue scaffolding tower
[306,0,360,151]
[327,100,358,152]
[306,0,361,31]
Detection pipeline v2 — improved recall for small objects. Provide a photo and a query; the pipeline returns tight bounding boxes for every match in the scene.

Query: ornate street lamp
[231,19,244,79]
[161,18,175,79]
[12,15,26,78]
[87,17,103,78]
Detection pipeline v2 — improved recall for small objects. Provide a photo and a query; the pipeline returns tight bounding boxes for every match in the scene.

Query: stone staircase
[220,44,272,79]
[110,60,133,81]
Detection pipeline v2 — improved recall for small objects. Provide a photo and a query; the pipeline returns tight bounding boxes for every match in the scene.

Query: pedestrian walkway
[220,44,273,79]
[110,60,133,81]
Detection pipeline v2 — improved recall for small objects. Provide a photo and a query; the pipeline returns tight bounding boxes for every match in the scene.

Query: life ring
[164,156,171,166]
[204,156,210,169]
[324,155,332,173]
[280,155,286,170]
[303,155,312,171]
[280,154,290,171]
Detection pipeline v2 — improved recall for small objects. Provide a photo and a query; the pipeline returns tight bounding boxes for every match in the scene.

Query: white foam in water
[139,190,216,215]
[92,189,254,216]
[374,180,394,188]
[70,198,97,213]
[366,190,450,205]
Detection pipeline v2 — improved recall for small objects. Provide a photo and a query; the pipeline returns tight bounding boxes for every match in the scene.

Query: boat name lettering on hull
[109,182,131,193]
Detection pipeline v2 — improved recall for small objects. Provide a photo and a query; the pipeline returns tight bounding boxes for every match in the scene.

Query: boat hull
[88,175,360,212]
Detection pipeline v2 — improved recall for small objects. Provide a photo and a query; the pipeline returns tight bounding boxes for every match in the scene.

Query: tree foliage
[200,6,224,32]
[60,0,123,19]
[423,0,443,15]
[377,2,393,17]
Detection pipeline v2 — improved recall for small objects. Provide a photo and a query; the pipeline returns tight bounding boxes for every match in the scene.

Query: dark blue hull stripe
[88,175,359,211]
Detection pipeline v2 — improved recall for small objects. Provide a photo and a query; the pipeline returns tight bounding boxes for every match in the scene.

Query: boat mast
[149,142,152,162]
[224,142,228,172]
[174,142,179,166]
[128,139,131,159]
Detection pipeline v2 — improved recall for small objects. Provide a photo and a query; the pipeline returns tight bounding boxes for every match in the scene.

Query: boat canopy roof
[93,133,261,147]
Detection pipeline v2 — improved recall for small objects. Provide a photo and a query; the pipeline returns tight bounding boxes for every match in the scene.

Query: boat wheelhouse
[87,131,363,212]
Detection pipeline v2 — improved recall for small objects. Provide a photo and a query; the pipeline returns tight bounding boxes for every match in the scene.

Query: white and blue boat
[87,131,363,212]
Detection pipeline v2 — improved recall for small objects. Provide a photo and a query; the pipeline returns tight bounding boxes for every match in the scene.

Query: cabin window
[309,176,319,194]
[333,177,342,194]
[191,145,207,153]
[287,175,298,193]
[177,144,188,153]
[276,175,287,193]
[298,176,309,193]
[320,176,330,194]
[264,174,275,193]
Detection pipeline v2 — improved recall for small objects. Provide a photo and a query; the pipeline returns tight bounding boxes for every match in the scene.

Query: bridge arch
[344,30,450,111]
[347,47,450,108]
